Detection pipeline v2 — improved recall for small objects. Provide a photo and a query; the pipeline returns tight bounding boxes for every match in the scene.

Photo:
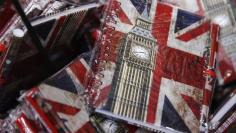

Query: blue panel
[174,9,202,33]
[161,96,191,133]
[129,0,146,14]
[44,70,77,94]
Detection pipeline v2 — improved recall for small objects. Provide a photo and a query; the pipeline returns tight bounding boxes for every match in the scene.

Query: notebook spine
[200,24,220,132]
[87,0,121,106]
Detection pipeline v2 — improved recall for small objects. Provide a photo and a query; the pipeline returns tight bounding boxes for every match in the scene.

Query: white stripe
[65,68,85,94]
[38,84,83,109]
[112,21,134,33]
[150,0,158,22]
[160,0,200,13]
[205,77,212,91]
[119,0,140,24]
[58,109,89,132]
[80,58,91,71]
[201,105,209,117]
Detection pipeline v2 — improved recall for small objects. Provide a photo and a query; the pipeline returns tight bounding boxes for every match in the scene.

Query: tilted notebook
[20,54,95,133]
[86,1,219,132]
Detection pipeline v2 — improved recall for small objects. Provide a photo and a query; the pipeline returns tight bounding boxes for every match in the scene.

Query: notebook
[86,1,219,132]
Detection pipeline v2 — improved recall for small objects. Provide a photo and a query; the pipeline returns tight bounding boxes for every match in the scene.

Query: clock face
[131,44,150,60]
[102,120,118,133]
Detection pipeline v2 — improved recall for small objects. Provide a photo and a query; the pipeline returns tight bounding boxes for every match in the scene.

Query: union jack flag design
[88,1,219,133]
[21,54,96,133]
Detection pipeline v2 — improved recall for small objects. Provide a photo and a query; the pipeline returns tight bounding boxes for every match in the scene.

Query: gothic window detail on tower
[104,1,157,121]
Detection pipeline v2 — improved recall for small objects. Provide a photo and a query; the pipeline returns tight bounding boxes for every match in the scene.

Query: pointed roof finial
[141,0,152,20]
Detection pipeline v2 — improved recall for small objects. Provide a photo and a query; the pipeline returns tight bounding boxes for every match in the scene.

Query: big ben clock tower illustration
[105,0,157,122]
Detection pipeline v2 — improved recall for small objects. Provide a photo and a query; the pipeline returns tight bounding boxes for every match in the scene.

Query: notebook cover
[20,54,96,133]
[36,57,94,133]
[86,1,219,132]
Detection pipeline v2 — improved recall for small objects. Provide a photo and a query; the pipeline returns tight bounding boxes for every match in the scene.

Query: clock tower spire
[141,0,152,19]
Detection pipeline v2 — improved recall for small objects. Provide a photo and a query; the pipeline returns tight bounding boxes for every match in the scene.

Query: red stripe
[15,114,38,133]
[45,99,81,116]
[209,24,220,67]
[147,3,173,123]
[117,9,133,25]
[161,47,205,88]
[76,121,95,133]
[69,59,88,86]
[46,16,66,49]
[126,124,139,133]
[95,85,112,106]
[176,21,211,42]
[26,88,58,133]
[181,94,201,120]
[203,89,212,106]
